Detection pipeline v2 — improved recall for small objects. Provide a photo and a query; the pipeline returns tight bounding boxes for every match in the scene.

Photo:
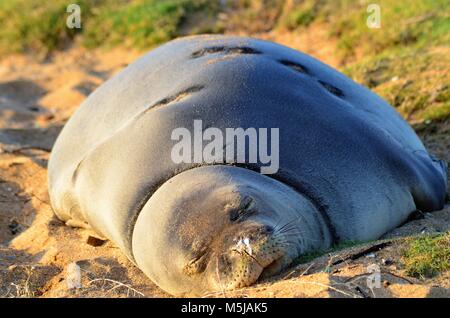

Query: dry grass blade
[87,278,145,297]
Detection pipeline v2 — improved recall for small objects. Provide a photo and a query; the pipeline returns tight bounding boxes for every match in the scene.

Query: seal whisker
[276,225,304,234]
[273,216,284,230]
[281,232,321,243]
[275,222,300,235]
[273,228,321,245]
[276,231,305,237]
[275,224,304,234]
[274,218,300,233]
[274,224,296,232]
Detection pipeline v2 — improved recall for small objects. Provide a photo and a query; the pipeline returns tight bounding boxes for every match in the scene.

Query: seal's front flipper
[65,219,108,242]
[410,151,448,212]
[65,219,90,229]
[431,155,448,183]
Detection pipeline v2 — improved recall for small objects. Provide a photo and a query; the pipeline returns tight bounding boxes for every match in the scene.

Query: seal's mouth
[214,226,288,290]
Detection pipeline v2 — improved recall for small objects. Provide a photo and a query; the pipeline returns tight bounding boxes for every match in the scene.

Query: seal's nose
[231,224,275,244]
[213,222,287,290]
[235,237,253,255]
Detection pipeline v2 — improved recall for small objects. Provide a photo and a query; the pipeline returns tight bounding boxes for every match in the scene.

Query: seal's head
[132,166,331,296]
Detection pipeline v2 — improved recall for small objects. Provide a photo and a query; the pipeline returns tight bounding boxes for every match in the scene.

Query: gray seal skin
[48,35,447,296]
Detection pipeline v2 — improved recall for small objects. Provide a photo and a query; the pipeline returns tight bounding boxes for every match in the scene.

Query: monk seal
[48,35,447,296]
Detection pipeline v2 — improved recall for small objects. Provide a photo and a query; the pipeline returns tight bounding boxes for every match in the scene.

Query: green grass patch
[328,0,450,61]
[1,0,449,60]
[0,0,91,54]
[343,47,450,121]
[83,0,219,49]
[0,0,220,55]
[280,0,318,30]
[277,0,450,61]
[402,232,450,279]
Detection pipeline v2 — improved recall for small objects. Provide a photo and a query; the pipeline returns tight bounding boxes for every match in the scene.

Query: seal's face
[207,223,289,291]
[182,212,291,293]
[132,166,327,296]
[162,182,296,294]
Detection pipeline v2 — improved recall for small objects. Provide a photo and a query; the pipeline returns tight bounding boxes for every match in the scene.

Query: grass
[82,0,220,49]
[0,0,85,54]
[279,0,318,30]
[2,265,36,298]
[295,232,450,280]
[331,0,450,60]
[293,240,367,265]
[2,0,449,58]
[0,0,220,55]
[402,232,450,279]
[2,0,449,59]
[343,47,450,121]
[278,0,450,61]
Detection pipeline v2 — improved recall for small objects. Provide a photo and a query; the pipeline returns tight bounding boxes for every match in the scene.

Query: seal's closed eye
[228,196,255,222]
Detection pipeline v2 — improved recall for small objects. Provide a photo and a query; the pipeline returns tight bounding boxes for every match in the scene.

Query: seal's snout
[229,225,276,261]
[214,223,287,290]
[233,225,274,253]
